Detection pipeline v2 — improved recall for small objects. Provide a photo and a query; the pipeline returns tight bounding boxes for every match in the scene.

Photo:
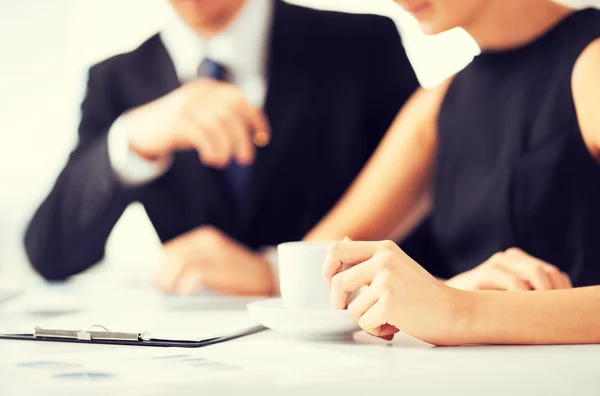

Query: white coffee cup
[277,242,334,310]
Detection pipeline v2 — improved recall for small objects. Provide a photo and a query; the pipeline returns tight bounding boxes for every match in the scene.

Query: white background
[0,0,597,279]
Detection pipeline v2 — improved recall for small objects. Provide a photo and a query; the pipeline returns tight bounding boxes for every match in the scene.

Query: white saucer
[247,298,360,340]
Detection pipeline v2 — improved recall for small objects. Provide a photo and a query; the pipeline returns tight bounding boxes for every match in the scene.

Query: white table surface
[1,270,599,396]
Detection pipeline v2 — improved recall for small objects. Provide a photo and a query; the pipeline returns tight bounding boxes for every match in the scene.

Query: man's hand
[155,226,276,296]
[446,248,573,291]
[124,79,270,168]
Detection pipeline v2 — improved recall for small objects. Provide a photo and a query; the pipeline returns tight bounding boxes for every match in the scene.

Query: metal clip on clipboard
[0,324,265,348]
[33,325,152,342]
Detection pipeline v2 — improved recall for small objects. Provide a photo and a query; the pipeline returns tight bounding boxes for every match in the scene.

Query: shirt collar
[160,0,274,84]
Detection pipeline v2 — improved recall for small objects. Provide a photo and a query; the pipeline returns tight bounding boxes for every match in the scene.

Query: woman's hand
[445,248,572,291]
[323,240,472,346]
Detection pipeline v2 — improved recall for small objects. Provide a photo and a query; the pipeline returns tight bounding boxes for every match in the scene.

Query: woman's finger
[558,272,573,289]
[503,259,553,290]
[346,275,384,322]
[505,248,561,273]
[543,269,573,290]
[484,265,531,291]
[358,299,399,339]
[323,240,394,281]
[543,267,567,290]
[377,324,400,339]
[330,252,390,309]
[517,250,574,289]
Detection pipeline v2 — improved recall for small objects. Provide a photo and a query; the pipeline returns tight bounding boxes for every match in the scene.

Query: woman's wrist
[446,287,482,346]
[452,289,515,346]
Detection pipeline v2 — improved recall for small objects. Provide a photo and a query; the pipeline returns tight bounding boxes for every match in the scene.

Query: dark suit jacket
[24,1,419,280]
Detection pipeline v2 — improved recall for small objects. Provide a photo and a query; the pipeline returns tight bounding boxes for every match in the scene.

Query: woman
[307,0,600,345]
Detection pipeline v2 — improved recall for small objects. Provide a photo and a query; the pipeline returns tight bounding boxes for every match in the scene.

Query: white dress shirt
[108,0,274,185]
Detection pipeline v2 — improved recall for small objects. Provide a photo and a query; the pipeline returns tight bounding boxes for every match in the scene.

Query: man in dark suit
[24,0,419,296]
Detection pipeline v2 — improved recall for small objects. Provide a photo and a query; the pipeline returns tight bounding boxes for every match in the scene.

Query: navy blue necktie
[198,58,250,211]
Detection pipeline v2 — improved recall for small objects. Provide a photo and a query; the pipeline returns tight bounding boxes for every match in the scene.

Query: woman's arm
[572,38,600,160]
[468,287,600,345]
[305,82,451,242]
[323,240,600,346]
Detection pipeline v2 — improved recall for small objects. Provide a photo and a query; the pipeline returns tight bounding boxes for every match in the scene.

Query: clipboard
[0,324,265,348]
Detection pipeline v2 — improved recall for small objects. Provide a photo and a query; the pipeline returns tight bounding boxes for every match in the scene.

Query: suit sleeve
[24,65,140,280]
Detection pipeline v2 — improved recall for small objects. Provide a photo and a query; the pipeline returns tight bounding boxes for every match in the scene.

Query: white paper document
[0,339,378,391]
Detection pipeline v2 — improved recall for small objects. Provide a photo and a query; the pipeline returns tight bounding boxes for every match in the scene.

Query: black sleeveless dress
[431,8,600,286]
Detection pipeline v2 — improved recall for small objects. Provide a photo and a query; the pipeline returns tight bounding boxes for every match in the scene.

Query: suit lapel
[241,1,317,235]
[138,35,180,102]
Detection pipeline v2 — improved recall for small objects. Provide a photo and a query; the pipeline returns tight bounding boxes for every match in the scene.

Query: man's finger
[154,265,173,293]
[225,89,271,148]
[174,275,203,296]
[203,115,232,168]
[155,253,187,294]
[232,120,255,166]
[189,109,232,168]
[182,113,223,166]
[176,117,214,162]
[239,107,270,147]
[248,107,270,147]
[218,105,255,166]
